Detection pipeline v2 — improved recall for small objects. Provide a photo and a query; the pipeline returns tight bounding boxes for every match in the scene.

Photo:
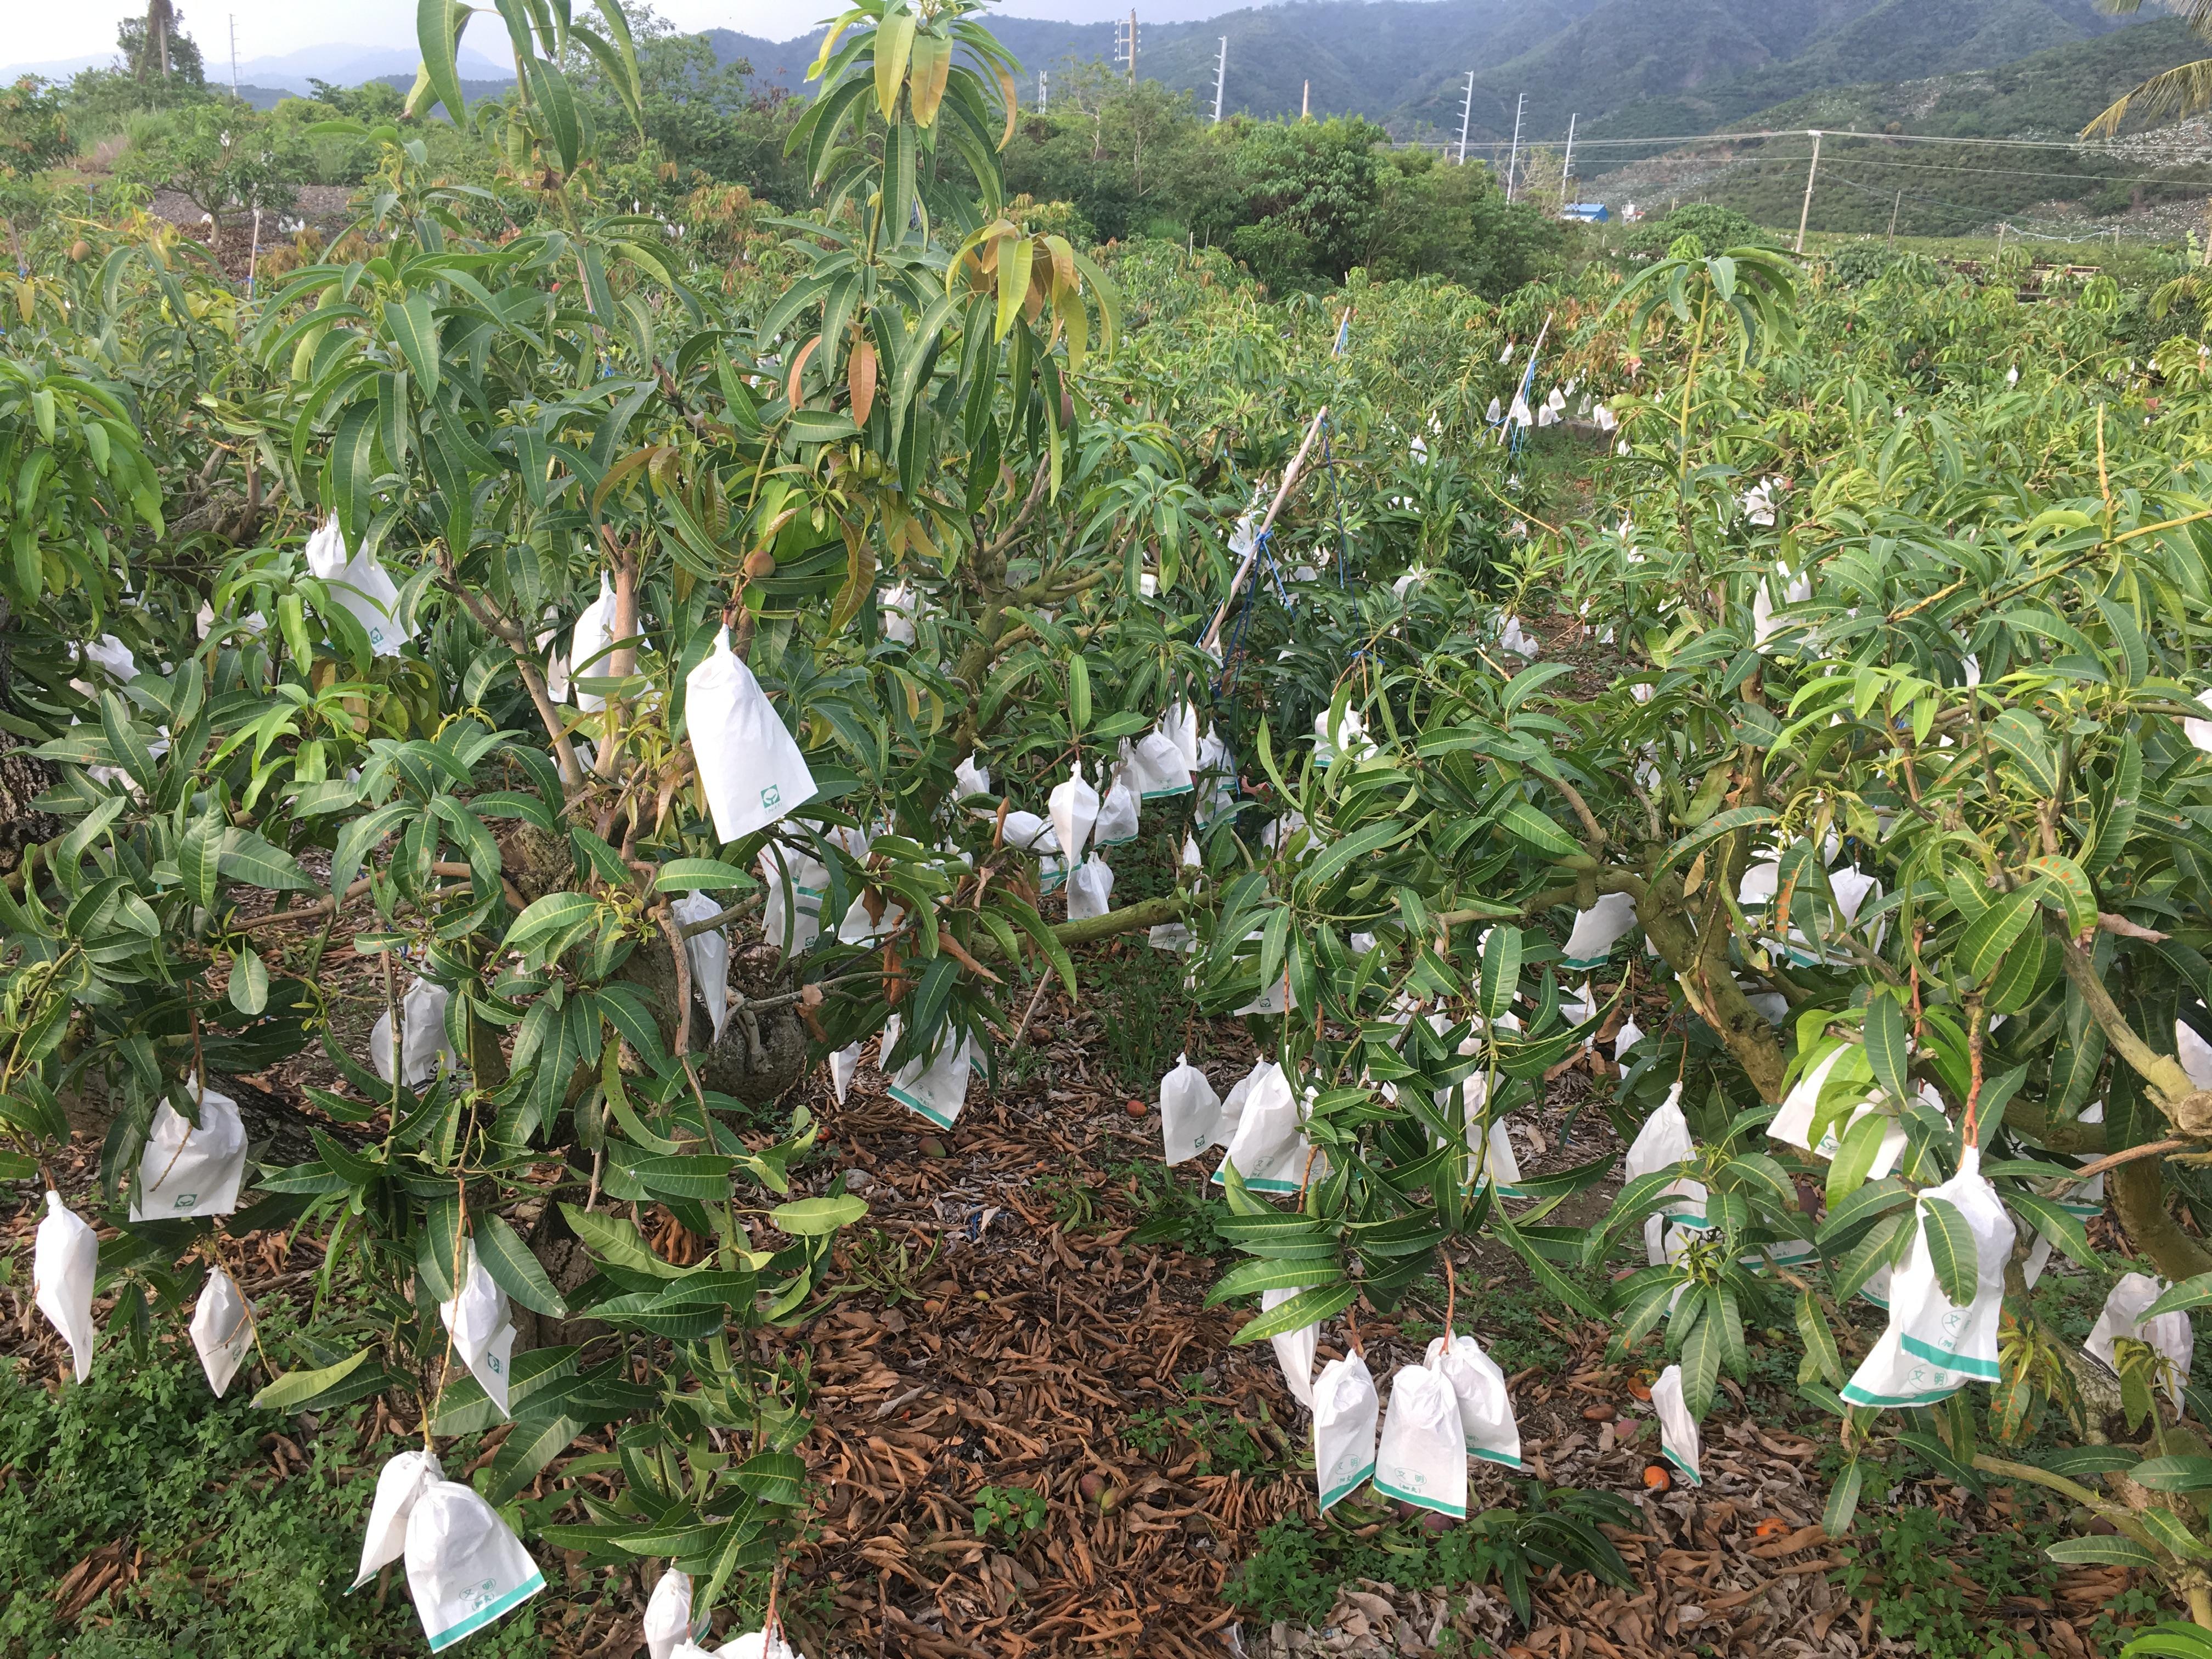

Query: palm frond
[2081,55,2212,137]
[2098,0,2212,32]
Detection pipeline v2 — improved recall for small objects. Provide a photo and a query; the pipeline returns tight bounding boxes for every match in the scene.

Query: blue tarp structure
[1562,204,1610,222]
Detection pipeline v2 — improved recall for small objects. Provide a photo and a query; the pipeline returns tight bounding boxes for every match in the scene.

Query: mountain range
[698,0,2170,144]
[10,0,2198,163]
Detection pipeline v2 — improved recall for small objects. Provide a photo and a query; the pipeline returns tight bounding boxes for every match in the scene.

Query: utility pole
[1457,71,1474,165]
[1301,80,1310,120]
[1886,187,1901,246]
[1213,36,1227,122]
[1038,70,1047,113]
[229,14,239,98]
[1114,9,1137,84]
[1560,111,1577,200]
[1793,129,1822,255]
[1505,93,1525,202]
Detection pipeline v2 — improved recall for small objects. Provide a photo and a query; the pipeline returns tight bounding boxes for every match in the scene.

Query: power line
[1430,127,2206,155]
[1703,153,2212,189]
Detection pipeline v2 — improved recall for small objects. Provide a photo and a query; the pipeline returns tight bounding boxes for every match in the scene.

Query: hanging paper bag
[1768,1042,1850,1151]
[879,582,918,645]
[1613,1017,1644,1061]
[1426,1333,1520,1468]
[670,892,732,1041]
[953,752,991,798]
[353,1448,445,1588]
[1214,1059,1268,1152]
[439,1238,516,1417]
[1000,810,1057,854]
[1842,1148,2013,1410]
[1472,1116,1526,1199]
[306,516,411,658]
[569,573,616,712]
[828,1042,861,1105]
[1623,1082,1707,1226]
[1262,1285,1319,1409]
[1093,765,1141,847]
[1066,852,1116,922]
[191,1265,255,1398]
[1048,764,1101,865]
[1160,701,1201,772]
[1212,1063,1312,1193]
[1312,1352,1379,1513]
[1651,1364,1701,1485]
[33,1190,98,1383]
[1889,1145,2012,1380]
[1561,892,1638,971]
[132,1082,249,1220]
[643,1566,707,1659]
[1160,1055,1222,1165]
[404,1479,546,1652]
[2087,1271,2193,1406]
[715,1629,806,1659]
[371,977,454,1088]
[1127,728,1194,798]
[687,628,818,844]
[758,843,830,953]
[535,608,571,703]
[1375,1362,1469,1519]
[887,1029,975,1129]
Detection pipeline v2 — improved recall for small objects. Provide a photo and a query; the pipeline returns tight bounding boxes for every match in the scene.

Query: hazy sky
[9,0,1186,71]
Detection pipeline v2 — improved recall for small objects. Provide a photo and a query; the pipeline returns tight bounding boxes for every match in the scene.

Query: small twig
[2064,1137,2196,1186]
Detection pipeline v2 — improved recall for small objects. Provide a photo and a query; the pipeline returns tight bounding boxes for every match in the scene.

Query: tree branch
[435,560,586,793]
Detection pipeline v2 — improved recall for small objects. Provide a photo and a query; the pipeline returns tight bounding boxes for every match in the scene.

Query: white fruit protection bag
[643,1566,706,1659]
[1048,763,1101,864]
[758,843,830,954]
[404,1478,546,1651]
[1311,1350,1380,1513]
[132,1081,249,1221]
[1623,1081,1707,1227]
[372,975,454,1088]
[686,628,817,844]
[952,752,991,798]
[1561,892,1638,971]
[1066,852,1116,921]
[670,892,732,1041]
[569,573,617,711]
[693,1629,805,1659]
[34,1189,99,1383]
[1211,1062,1313,1193]
[439,1238,517,1416]
[1125,728,1194,798]
[1160,1054,1223,1165]
[828,1042,861,1105]
[2087,1272,2193,1406]
[878,581,918,644]
[353,1448,445,1588]
[1842,1146,2015,1409]
[883,1020,976,1129]
[1426,1332,1520,1468]
[1374,1361,1469,1519]
[305,516,411,658]
[1651,1363,1701,1486]
[1092,766,1141,847]
[1262,1286,1318,1409]
[191,1264,255,1398]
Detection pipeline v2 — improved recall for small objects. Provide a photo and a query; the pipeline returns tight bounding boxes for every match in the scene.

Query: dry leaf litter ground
[0,921,2155,1657]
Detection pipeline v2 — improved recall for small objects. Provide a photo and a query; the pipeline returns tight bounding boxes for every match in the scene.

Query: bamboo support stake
[1200,405,1331,656]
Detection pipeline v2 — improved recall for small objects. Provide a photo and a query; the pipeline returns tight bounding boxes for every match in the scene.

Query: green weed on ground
[0,1346,535,1659]
[1226,1485,1637,1630]
[1124,1375,1292,1478]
